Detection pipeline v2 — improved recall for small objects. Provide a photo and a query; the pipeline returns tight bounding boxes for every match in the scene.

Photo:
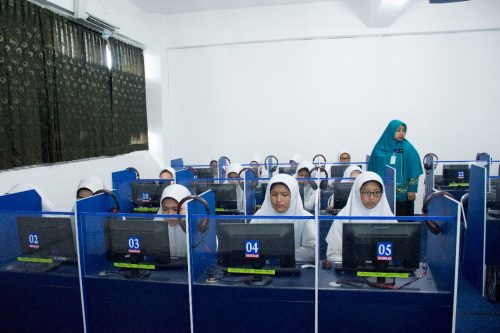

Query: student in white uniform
[226,163,245,212]
[157,184,192,258]
[326,165,363,210]
[6,183,58,212]
[325,171,395,262]
[250,156,263,178]
[338,150,351,164]
[294,162,317,211]
[251,174,316,263]
[76,176,106,199]
[289,153,303,169]
[159,166,176,180]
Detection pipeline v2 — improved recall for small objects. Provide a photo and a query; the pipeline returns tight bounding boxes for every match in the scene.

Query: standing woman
[368,120,423,216]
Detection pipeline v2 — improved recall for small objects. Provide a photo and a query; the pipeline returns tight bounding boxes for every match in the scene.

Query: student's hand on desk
[407,192,416,201]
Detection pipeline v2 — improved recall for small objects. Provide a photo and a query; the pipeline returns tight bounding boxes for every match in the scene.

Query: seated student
[289,153,303,169]
[251,174,316,262]
[156,184,192,257]
[325,171,395,262]
[338,150,351,164]
[250,156,262,177]
[210,159,218,178]
[6,183,58,212]
[326,165,363,211]
[76,176,106,199]
[159,167,176,180]
[295,162,317,211]
[226,163,245,211]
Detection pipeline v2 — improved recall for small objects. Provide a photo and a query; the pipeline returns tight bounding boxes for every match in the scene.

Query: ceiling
[128,0,334,15]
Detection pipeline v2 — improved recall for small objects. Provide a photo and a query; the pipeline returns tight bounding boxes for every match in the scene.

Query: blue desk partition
[244,169,257,215]
[0,192,82,333]
[77,192,190,332]
[177,167,196,190]
[318,195,459,333]
[171,157,184,169]
[111,168,137,213]
[384,165,396,213]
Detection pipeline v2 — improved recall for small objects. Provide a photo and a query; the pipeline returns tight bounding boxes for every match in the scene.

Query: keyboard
[4,261,60,273]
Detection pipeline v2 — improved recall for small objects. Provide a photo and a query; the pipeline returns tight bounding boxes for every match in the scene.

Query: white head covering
[76,176,105,196]
[294,162,314,177]
[338,149,351,162]
[250,156,262,165]
[325,171,395,262]
[341,165,362,182]
[225,163,243,177]
[6,183,58,212]
[158,184,191,213]
[159,166,176,179]
[290,153,303,164]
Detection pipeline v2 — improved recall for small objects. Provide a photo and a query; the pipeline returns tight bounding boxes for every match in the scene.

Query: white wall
[163,0,500,165]
[0,0,166,210]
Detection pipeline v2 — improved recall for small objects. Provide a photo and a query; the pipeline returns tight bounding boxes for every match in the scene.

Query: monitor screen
[194,183,238,210]
[196,167,214,179]
[442,164,470,185]
[108,218,185,274]
[16,216,76,263]
[217,223,296,270]
[279,167,296,175]
[342,222,421,273]
[131,180,173,213]
[333,183,354,210]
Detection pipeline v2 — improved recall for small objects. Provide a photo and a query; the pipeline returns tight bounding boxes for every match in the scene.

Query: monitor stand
[122,268,151,279]
[245,274,272,286]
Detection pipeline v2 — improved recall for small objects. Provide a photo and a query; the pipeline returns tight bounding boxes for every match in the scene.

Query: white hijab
[76,176,106,196]
[225,163,242,177]
[325,171,395,262]
[338,149,351,162]
[6,183,58,212]
[157,184,191,258]
[225,163,244,211]
[160,166,176,180]
[290,153,303,165]
[294,162,317,210]
[341,165,362,183]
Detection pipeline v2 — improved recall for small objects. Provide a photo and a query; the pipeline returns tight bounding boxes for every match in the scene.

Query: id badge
[390,155,396,165]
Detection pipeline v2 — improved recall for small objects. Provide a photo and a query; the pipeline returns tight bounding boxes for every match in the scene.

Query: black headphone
[422,153,438,173]
[126,167,140,179]
[421,191,453,235]
[264,155,279,173]
[219,156,231,164]
[239,167,258,190]
[177,195,211,234]
[312,154,327,167]
[93,189,121,213]
[309,166,329,190]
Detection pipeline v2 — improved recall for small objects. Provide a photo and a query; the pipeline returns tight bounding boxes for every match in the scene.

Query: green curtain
[0,0,148,170]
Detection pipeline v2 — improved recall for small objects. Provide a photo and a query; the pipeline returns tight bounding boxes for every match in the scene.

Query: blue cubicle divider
[0,190,41,211]
[177,167,196,190]
[463,164,487,295]
[244,168,257,215]
[171,157,184,170]
[384,165,396,214]
[111,169,136,213]
[218,156,228,180]
[187,190,216,283]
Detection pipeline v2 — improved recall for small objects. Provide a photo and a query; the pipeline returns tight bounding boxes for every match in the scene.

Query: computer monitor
[108,218,184,278]
[196,167,214,179]
[279,167,296,175]
[217,223,297,285]
[194,183,238,210]
[16,216,76,266]
[333,183,354,210]
[342,222,421,276]
[131,180,173,213]
[442,164,470,185]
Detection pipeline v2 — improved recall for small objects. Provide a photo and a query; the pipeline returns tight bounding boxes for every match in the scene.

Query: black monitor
[342,222,421,276]
[108,218,185,278]
[194,183,238,210]
[217,223,298,285]
[333,183,354,210]
[196,167,214,179]
[442,164,470,185]
[131,180,173,213]
[279,167,296,175]
[16,216,76,269]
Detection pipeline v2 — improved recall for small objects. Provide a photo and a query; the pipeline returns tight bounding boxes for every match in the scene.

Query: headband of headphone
[93,189,121,213]
[312,154,327,166]
[422,153,438,172]
[176,195,211,234]
[126,167,140,179]
[239,167,258,190]
[264,155,279,172]
[421,191,453,235]
[309,165,329,190]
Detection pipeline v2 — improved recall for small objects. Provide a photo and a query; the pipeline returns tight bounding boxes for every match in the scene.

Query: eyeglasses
[360,190,383,198]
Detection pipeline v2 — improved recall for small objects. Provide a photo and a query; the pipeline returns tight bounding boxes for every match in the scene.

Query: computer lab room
[0,0,499,332]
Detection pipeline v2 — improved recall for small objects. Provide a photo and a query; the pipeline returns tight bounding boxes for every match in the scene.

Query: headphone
[422,153,438,173]
[219,156,231,164]
[126,167,140,179]
[421,191,453,235]
[264,155,279,173]
[176,195,211,234]
[312,154,327,167]
[309,166,329,190]
[238,167,258,190]
[93,189,121,213]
